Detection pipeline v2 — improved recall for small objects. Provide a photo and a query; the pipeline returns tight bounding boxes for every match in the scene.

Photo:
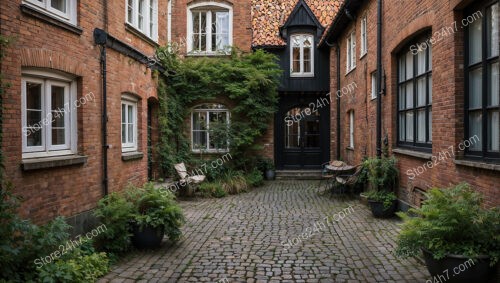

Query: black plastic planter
[131,223,165,250]
[368,199,397,218]
[422,249,498,283]
[265,169,275,180]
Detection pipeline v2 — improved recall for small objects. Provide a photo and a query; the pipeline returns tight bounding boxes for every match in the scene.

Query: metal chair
[334,164,363,194]
[319,161,347,193]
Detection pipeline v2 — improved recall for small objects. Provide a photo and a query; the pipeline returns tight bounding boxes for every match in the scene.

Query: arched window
[187,2,233,55]
[397,33,433,150]
[191,104,230,152]
[290,34,314,77]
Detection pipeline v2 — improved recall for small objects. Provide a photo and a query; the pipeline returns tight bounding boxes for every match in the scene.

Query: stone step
[275,170,323,180]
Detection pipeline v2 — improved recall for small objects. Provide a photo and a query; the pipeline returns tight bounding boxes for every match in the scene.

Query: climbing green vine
[156,48,282,176]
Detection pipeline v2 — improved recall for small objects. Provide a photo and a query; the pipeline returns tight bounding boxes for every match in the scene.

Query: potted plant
[364,156,399,218]
[128,183,185,249]
[94,182,185,251]
[396,183,499,283]
[262,158,275,180]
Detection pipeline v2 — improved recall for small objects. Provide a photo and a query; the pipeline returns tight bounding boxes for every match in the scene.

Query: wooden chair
[319,160,347,192]
[174,163,206,196]
[334,164,363,194]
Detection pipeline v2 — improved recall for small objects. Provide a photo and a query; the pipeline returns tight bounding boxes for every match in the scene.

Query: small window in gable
[290,34,314,77]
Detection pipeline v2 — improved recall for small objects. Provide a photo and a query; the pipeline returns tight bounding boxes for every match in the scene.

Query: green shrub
[395,183,500,265]
[198,182,227,198]
[94,182,185,251]
[221,170,249,194]
[245,169,264,187]
[365,191,397,209]
[37,246,109,283]
[93,193,134,254]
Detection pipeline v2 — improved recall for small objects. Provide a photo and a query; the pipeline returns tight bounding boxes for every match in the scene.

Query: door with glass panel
[282,106,322,169]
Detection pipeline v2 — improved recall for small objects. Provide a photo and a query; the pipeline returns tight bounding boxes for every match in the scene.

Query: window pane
[138,0,144,29]
[27,110,42,128]
[193,131,207,149]
[121,104,126,123]
[406,82,414,108]
[487,3,499,58]
[149,0,155,37]
[27,129,42,147]
[469,111,483,151]
[399,56,405,82]
[406,111,414,142]
[429,75,432,104]
[193,12,200,33]
[469,67,483,109]
[52,129,65,145]
[417,110,426,142]
[399,85,405,110]
[469,17,483,65]
[122,124,126,143]
[128,124,134,143]
[399,113,405,140]
[193,112,207,130]
[128,105,133,124]
[428,44,432,71]
[417,77,426,106]
[429,109,432,142]
[50,0,66,13]
[488,111,499,152]
[200,12,207,33]
[292,47,300,73]
[51,85,65,111]
[26,82,42,110]
[417,50,426,75]
[303,48,311,73]
[488,62,499,106]
[213,12,229,51]
[405,51,413,80]
[303,37,312,48]
[127,0,133,23]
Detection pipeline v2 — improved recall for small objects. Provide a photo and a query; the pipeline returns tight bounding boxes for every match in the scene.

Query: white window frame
[23,0,77,25]
[21,70,77,159]
[360,15,368,57]
[346,31,356,73]
[290,34,315,77]
[187,2,233,55]
[371,71,377,100]
[121,95,138,153]
[191,104,230,153]
[125,0,158,41]
[349,111,355,148]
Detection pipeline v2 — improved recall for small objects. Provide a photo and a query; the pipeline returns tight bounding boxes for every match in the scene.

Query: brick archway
[20,48,84,76]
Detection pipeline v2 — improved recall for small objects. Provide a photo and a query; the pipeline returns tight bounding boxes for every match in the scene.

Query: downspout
[376,0,383,158]
[167,0,172,43]
[336,43,341,160]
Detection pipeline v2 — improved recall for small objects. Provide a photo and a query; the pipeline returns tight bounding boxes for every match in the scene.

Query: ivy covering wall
[156,48,282,176]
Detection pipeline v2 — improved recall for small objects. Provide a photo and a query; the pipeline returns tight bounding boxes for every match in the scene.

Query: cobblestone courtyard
[99,181,429,283]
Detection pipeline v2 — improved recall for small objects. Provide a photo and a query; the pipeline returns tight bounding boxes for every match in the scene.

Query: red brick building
[322,0,500,207]
[0,0,166,232]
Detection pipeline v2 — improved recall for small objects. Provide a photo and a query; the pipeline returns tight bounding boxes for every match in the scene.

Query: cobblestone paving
[99,181,429,283]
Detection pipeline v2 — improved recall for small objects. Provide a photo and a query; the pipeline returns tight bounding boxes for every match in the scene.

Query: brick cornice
[388,11,436,54]
[20,48,84,76]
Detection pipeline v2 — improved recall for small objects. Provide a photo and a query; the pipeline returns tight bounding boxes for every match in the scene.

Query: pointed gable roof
[252,0,343,47]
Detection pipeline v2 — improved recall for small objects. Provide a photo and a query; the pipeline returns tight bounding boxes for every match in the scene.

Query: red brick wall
[329,0,500,207]
[0,0,165,223]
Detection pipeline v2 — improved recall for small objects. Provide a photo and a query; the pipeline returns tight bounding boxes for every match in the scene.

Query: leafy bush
[245,169,264,187]
[93,192,134,254]
[198,182,227,198]
[94,182,185,252]
[221,170,249,194]
[365,191,397,208]
[37,245,109,283]
[0,187,109,282]
[364,156,398,191]
[395,183,500,265]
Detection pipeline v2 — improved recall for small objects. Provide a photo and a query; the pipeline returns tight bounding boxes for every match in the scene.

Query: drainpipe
[94,30,109,197]
[376,0,383,158]
[336,43,341,160]
[167,0,172,43]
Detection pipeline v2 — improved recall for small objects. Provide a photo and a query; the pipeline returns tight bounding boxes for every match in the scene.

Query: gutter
[336,43,341,159]
[376,0,383,157]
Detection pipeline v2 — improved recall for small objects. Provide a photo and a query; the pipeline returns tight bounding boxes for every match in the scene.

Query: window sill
[453,159,500,172]
[22,155,87,171]
[186,52,232,57]
[20,4,82,35]
[122,151,144,161]
[360,52,367,59]
[393,148,432,160]
[345,67,356,76]
[290,74,315,78]
[124,23,159,47]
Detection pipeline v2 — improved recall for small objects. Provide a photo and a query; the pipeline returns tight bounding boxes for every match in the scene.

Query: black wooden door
[276,95,330,170]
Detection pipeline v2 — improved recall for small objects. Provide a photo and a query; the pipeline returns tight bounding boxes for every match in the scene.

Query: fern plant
[395,183,500,265]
